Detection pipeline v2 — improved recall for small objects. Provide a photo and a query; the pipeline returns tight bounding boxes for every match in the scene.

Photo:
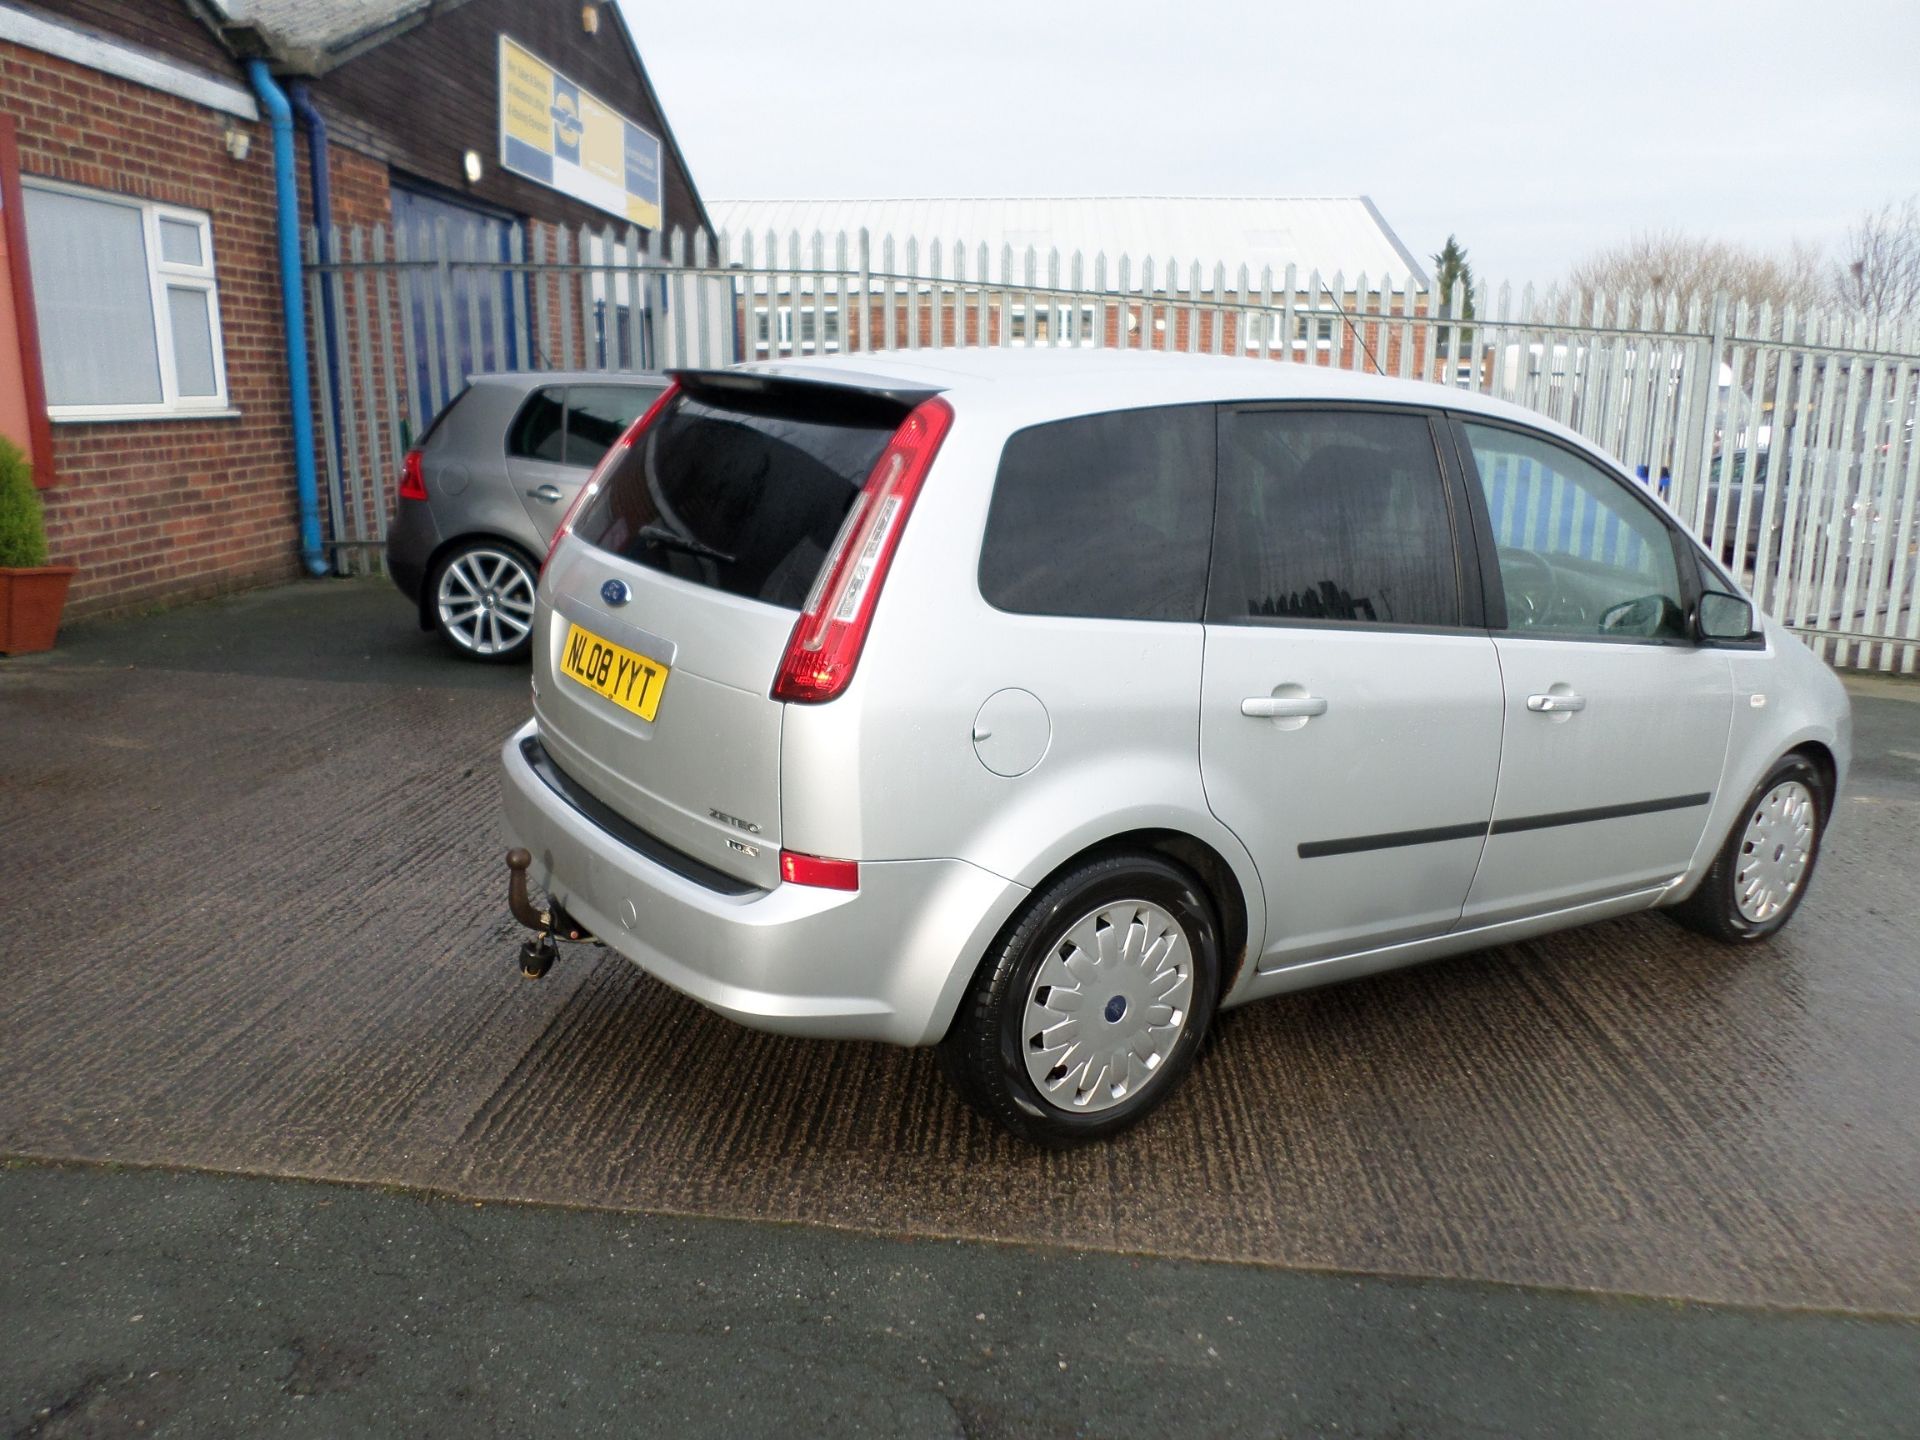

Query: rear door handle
[527,484,564,503]
[1526,692,1586,713]
[1241,695,1328,719]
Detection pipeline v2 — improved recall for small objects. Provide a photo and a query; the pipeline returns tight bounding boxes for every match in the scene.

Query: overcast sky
[618,0,1920,289]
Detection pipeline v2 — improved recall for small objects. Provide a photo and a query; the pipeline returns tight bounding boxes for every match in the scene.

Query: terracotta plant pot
[0,565,74,654]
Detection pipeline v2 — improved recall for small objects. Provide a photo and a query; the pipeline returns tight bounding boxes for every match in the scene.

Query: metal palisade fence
[304,222,1920,672]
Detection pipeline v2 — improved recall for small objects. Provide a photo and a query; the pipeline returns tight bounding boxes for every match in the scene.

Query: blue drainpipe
[246,59,328,577]
[288,82,346,527]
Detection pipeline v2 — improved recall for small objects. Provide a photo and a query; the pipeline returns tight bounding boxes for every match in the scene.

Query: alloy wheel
[436,547,536,657]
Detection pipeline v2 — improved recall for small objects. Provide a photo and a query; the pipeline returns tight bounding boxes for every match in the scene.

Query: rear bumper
[499,720,1027,1045]
[385,497,440,606]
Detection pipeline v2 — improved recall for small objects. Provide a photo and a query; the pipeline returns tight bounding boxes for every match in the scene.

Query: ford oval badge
[601,578,630,607]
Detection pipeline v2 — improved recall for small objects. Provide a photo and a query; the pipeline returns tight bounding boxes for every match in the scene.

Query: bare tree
[1563,231,1829,327]
[1833,196,1920,340]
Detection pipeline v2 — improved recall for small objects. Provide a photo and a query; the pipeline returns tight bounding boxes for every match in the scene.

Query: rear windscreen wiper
[634,523,734,566]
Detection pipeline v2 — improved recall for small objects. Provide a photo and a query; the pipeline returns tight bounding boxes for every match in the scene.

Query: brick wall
[0,38,301,618]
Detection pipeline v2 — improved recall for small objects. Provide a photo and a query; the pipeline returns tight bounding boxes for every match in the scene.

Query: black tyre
[427,540,538,663]
[937,852,1222,1147]
[1670,753,1828,943]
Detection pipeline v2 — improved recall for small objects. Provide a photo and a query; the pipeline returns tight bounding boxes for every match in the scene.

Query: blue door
[391,185,520,428]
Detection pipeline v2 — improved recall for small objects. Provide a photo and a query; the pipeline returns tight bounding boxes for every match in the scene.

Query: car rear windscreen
[571,386,901,610]
[417,385,471,447]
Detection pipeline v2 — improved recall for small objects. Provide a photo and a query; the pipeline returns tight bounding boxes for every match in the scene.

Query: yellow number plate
[559,622,670,722]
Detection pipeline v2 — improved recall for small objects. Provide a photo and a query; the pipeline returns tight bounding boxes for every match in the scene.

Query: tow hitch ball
[505,848,594,980]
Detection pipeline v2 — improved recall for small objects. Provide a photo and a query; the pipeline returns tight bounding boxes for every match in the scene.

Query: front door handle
[1527,692,1587,713]
[527,484,564,504]
[1241,695,1328,719]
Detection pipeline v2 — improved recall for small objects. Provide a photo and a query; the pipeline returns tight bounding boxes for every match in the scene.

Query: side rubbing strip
[1297,792,1713,860]
[1298,821,1488,860]
[1488,792,1712,836]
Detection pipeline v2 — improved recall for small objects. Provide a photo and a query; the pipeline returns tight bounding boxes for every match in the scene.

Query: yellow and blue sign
[499,36,663,231]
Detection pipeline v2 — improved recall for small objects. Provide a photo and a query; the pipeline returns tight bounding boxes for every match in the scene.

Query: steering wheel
[1497,547,1554,628]
[1599,593,1675,638]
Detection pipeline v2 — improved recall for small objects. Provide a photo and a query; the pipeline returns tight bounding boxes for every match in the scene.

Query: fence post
[1676,291,1728,529]
[856,229,870,354]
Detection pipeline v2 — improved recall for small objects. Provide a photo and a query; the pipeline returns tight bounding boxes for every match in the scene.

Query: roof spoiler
[671,367,944,420]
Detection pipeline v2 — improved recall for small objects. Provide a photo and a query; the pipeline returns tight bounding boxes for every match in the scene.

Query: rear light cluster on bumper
[772,396,954,704]
[778,850,859,891]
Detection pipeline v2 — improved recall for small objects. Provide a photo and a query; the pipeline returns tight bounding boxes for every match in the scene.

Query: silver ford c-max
[499,349,1850,1145]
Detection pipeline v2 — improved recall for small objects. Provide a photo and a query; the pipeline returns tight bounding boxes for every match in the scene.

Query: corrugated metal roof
[707,196,1428,291]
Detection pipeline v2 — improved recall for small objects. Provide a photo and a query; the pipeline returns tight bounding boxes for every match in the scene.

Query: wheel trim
[436,548,536,655]
[1020,899,1194,1114]
[1734,779,1816,924]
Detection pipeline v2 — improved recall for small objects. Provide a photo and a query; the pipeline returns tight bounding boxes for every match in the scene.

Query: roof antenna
[1316,285,1386,376]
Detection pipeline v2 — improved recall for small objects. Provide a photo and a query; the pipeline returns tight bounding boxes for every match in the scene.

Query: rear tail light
[779,849,859,891]
[772,396,954,704]
[397,449,427,501]
[540,381,681,581]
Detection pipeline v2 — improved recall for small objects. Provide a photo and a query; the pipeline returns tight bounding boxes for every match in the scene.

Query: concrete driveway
[2,577,1917,1316]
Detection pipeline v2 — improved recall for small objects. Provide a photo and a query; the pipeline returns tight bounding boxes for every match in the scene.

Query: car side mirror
[1696,590,1755,643]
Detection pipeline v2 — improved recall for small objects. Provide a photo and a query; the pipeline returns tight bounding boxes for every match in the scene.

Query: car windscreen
[569,386,900,610]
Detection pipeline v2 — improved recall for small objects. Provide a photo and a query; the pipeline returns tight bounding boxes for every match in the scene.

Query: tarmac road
[1,578,1918,1433]
[2,1160,1913,1440]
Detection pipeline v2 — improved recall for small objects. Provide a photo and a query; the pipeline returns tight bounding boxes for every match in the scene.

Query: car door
[508,383,664,541]
[1450,417,1734,926]
[504,383,576,540]
[1198,405,1505,970]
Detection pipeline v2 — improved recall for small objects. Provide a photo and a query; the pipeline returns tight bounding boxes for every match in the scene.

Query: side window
[978,405,1215,622]
[508,386,566,463]
[1208,408,1460,628]
[565,385,662,468]
[1460,422,1686,641]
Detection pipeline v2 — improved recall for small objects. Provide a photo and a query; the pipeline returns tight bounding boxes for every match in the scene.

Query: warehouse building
[0,0,710,617]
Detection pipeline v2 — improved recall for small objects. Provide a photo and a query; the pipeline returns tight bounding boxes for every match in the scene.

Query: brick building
[0,0,710,617]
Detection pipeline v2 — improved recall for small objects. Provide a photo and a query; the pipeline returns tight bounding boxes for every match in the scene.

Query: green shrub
[0,436,47,569]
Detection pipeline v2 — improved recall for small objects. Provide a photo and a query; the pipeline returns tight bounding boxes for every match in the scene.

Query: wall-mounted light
[582,4,600,33]
[224,123,251,162]
[463,149,483,184]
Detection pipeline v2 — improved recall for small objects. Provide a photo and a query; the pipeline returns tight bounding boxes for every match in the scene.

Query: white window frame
[1243,310,1285,352]
[24,178,230,421]
[751,301,796,353]
[1292,312,1335,353]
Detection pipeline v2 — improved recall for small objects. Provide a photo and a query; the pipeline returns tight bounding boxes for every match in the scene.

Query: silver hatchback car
[387,371,667,661]
[499,350,1850,1145]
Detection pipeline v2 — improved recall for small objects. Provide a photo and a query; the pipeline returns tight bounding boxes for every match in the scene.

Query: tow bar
[504,848,596,979]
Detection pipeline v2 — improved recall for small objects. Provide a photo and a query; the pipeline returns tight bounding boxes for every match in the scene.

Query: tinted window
[417,385,471,448]
[978,405,1215,621]
[508,386,565,462]
[1208,409,1459,627]
[565,385,661,468]
[1462,422,1685,640]
[572,388,897,610]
